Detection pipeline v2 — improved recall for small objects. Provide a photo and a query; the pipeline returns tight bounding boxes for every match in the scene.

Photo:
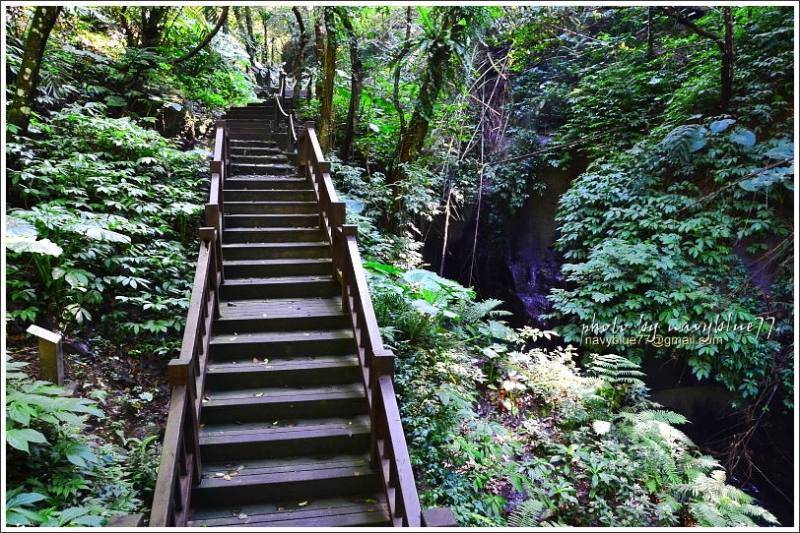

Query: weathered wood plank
[188,495,390,527]
[200,414,370,440]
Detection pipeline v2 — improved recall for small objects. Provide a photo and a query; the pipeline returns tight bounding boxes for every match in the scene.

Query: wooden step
[224,201,318,215]
[229,154,288,165]
[215,296,346,331]
[201,382,367,424]
[191,455,380,507]
[224,189,315,202]
[223,213,319,228]
[222,258,332,278]
[187,493,390,527]
[225,177,309,190]
[222,227,324,243]
[229,143,282,152]
[219,275,338,299]
[221,242,329,260]
[230,162,294,176]
[227,132,275,142]
[209,328,354,359]
[198,415,371,461]
[206,354,360,389]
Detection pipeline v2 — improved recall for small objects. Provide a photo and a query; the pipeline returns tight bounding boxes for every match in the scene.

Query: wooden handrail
[297,121,429,527]
[274,94,297,153]
[149,122,229,527]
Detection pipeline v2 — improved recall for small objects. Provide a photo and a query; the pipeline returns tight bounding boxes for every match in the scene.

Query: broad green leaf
[730,128,756,147]
[5,491,46,508]
[5,236,63,256]
[104,95,127,107]
[5,216,38,238]
[709,118,735,133]
[6,428,48,452]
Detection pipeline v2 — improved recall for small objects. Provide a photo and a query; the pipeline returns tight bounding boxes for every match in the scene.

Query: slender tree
[391,7,486,185]
[318,8,337,153]
[291,6,309,90]
[659,6,735,112]
[7,6,62,137]
[338,8,363,162]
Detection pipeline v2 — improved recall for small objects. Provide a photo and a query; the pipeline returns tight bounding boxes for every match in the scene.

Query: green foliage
[496,349,778,527]
[6,102,207,342]
[5,354,158,526]
[548,113,792,401]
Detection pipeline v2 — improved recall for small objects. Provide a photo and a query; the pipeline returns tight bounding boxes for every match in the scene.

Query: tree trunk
[140,7,169,48]
[659,7,734,113]
[7,6,62,138]
[318,8,337,153]
[393,9,464,178]
[234,7,257,69]
[391,7,414,153]
[339,9,362,163]
[291,7,308,91]
[314,16,326,100]
[720,6,734,112]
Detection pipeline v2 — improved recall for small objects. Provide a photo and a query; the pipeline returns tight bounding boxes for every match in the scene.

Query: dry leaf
[224,474,232,481]
[254,392,264,397]
[236,512,248,520]
[298,501,308,507]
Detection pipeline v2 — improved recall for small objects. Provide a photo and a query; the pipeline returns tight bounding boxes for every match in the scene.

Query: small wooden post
[26,325,64,385]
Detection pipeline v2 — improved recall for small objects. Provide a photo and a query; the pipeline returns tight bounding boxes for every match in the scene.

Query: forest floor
[6,331,171,445]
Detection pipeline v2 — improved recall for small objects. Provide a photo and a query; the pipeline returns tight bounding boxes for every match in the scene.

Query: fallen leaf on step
[364,498,378,504]
[298,501,308,507]
[236,512,248,520]
[215,472,225,477]
[224,474,232,481]
[254,392,264,397]
[354,471,360,476]
[253,357,259,363]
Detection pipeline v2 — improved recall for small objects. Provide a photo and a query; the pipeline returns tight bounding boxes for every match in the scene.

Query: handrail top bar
[273,94,290,117]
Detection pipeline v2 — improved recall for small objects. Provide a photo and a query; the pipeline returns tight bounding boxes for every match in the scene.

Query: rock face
[430,156,586,328]
[505,161,579,326]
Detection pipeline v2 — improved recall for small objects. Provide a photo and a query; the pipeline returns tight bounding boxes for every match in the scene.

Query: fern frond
[507,499,556,527]
[681,469,781,526]
[455,298,511,324]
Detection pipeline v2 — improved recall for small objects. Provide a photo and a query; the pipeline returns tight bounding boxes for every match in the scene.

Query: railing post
[200,228,220,319]
[26,325,63,385]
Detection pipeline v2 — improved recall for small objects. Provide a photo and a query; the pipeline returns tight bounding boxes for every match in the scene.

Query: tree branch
[168,6,228,65]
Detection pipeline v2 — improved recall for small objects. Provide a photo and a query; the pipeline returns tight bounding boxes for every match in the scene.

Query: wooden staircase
[183,106,390,527]
[149,100,454,528]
